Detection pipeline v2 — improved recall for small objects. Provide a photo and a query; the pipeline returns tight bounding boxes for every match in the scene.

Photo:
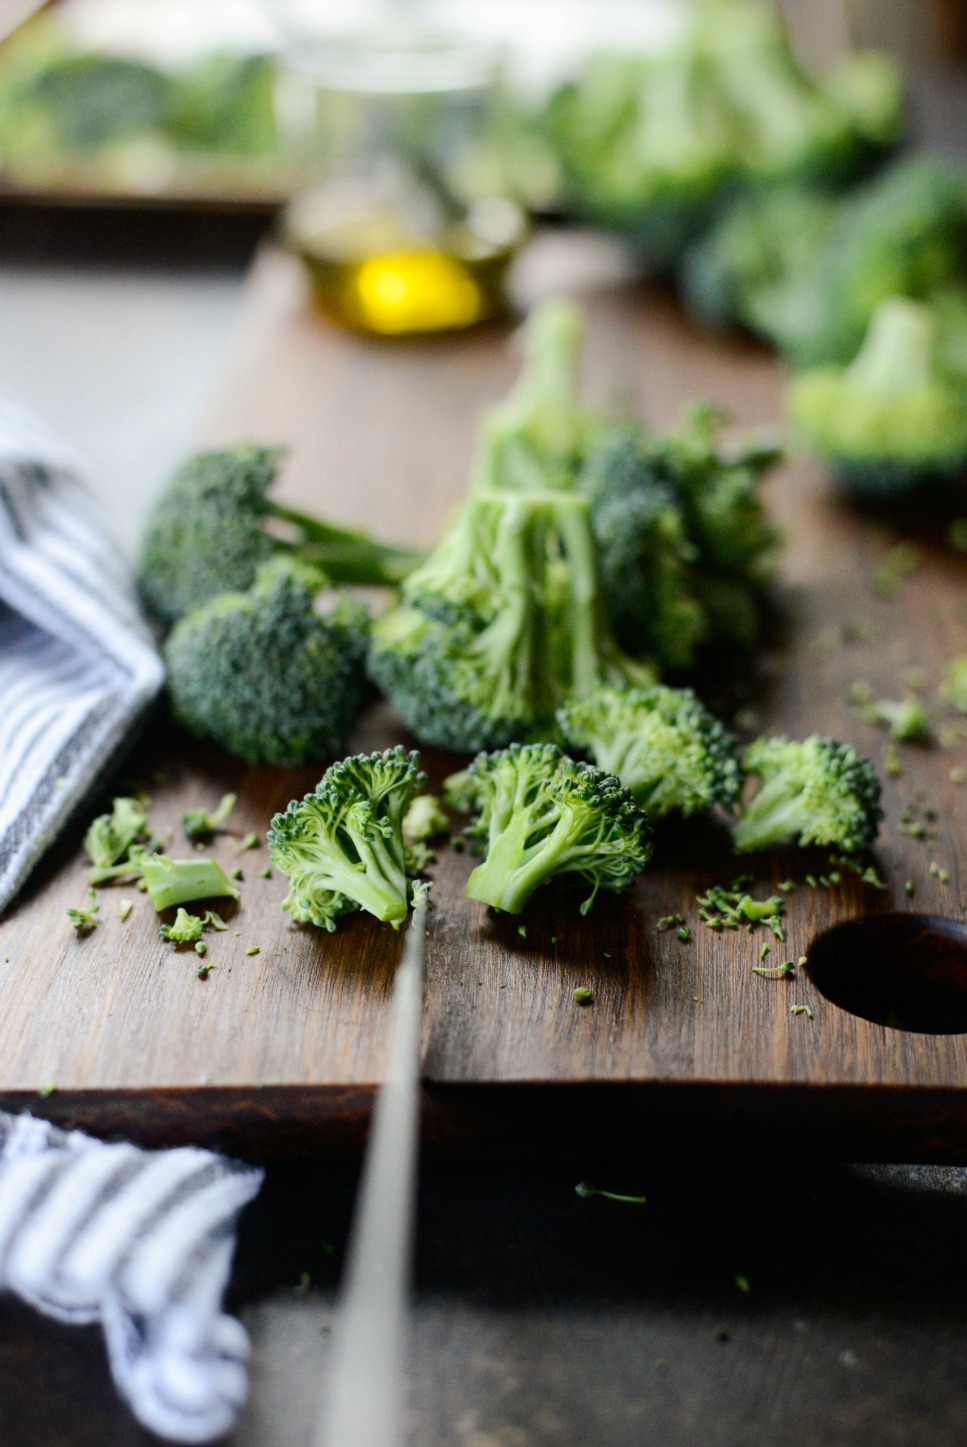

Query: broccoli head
[732,734,882,855]
[558,684,743,818]
[788,297,967,498]
[138,445,422,624]
[544,45,735,265]
[267,747,426,930]
[164,557,369,768]
[460,743,652,914]
[368,486,650,751]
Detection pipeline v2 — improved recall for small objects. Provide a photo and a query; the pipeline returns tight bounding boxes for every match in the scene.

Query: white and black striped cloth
[0,400,164,914]
[0,1111,263,1441]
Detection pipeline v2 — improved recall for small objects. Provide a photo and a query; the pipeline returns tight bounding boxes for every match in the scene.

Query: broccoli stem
[847,298,944,396]
[554,495,604,700]
[272,505,422,585]
[138,856,241,912]
[732,774,807,853]
[467,811,574,913]
[486,303,585,489]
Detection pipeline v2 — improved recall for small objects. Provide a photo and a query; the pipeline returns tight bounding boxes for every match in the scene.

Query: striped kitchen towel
[0,1111,264,1442]
[0,400,164,914]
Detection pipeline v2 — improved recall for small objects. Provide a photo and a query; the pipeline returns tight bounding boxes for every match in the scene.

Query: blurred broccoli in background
[788,297,967,498]
[166,53,278,156]
[542,0,901,266]
[139,445,422,625]
[164,558,369,767]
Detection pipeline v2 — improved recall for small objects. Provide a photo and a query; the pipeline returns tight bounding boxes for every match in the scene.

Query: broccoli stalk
[138,446,423,624]
[90,850,240,910]
[268,748,427,930]
[558,684,743,817]
[461,743,652,915]
[788,297,967,497]
[732,735,882,855]
[369,487,649,751]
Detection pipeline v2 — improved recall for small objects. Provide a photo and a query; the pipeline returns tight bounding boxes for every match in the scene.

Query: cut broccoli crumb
[732,735,882,855]
[247,946,260,956]
[119,898,133,922]
[165,557,369,768]
[182,793,237,839]
[160,907,205,943]
[941,655,967,713]
[856,696,931,741]
[558,683,743,818]
[573,987,594,1005]
[402,794,449,844]
[83,796,148,869]
[91,851,240,912]
[574,1181,646,1204]
[788,298,967,499]
[753,960,796,978]
[268,747,427,930]
[697,880,785,939]
[138,444,422,624]
[204,911,229,931]
[459,742,652,916]
[235,832,260,853]
[68,889,100,934]
[658,914,687,932]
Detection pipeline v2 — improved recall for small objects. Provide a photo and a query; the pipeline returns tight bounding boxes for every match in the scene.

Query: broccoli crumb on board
[247,946,260,956]
[575,1181,646,1204]
[697,880,785,940]
[259,867,272,879]
[195,941,207,957]
[183,793,237,840]
[658,914,687,932]
[235,832,260,853]
[119,898,133,922]
[68,889,99,934]
[790,1005,815,1019]
[573,987,594,1006]
[160,908,204,943]
[753,960,796,978]
[197,961,215,979]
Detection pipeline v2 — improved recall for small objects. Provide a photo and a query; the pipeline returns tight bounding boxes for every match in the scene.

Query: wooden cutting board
[4,232,967,1163]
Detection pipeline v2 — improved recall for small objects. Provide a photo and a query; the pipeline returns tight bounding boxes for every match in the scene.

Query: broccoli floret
[182,793,237,840]
[702,1,901,187]
[545,44,735,265]
[788,297,967,498]
[164,557,369,767]
[942,655,967,713]
[402,794,449,843]
[268,747,426,930]
[68,889,100,934]
[678,184,837,337]
[577,407,780,664]
[138,445,422,624]
[159,908,205,943]
[166,53,278,156]
[773,159,967,368]
[369,487,649,751]
[460,742,652,915]
[859,696,931,741]
[732,734,882,855]
[83,796,148,869]
[558,684,743,818]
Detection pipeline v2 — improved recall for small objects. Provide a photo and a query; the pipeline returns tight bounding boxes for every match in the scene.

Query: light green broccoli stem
[553,494,605,701]
[847,298,944,396]
[283,813,410,926]
[138,855,241,912]
[732,774,809,853]
[486,302,585,487]
[272,504,422,586]
[466,785,572,915]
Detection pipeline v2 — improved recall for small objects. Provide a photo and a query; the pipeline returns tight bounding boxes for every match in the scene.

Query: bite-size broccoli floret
[83,796,148,869]
[558,684,743,818]
[368,486,650,751]
[159,908,205,944]
[732,734,882,855]
[267,747,426,930]
[164,557,369,768]
[138,445,422,624]
[788,297,967,498]
[460,743,652,915]
[402,794,449,843]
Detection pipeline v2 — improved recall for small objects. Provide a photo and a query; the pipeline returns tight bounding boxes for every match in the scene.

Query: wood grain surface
[4,232,967,1159]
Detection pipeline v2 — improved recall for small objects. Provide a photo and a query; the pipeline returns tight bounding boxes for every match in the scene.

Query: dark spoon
[805,913,967,1035]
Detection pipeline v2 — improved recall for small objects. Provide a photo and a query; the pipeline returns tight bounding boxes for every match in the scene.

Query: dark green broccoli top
[164,556,369,768]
